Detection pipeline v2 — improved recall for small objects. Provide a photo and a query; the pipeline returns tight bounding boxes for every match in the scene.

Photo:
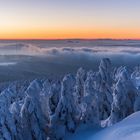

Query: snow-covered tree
[0,58,140,139]
[20,80,50,140]
[0,88,18,140]
[75,68,87,103]
[51,74,81,139]
[94,58,113,120]
[83,70,99,125]
[49,81,61,114]
[108,67,138,126]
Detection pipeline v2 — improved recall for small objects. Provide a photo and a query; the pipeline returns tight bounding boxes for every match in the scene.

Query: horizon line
[0,38,140,41]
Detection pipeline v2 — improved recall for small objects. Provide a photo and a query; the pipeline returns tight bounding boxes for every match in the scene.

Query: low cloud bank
[0,40,140,71]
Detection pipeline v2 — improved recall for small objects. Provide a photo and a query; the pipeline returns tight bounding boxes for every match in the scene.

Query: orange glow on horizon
[0,28,140,40]
[1,0,140,40]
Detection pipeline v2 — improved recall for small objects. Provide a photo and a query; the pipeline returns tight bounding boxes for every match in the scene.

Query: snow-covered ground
[67,111,140,140]
[91,111,140,140]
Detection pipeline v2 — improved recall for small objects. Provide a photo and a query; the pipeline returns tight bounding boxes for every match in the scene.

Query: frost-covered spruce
[1,59,140,140]
[108,67,138,126]
[99,58,112,87]
[49,81,61,114]
[131,66,140,111]
[131,66,140,79]
[131,66,140,90]
[94,58,113,120]
[51,74,81,140]
[40,79,52,118]
[0,87,19,140]
[20,80,50,140]
[75,68,87,103]
[83,70,100,125]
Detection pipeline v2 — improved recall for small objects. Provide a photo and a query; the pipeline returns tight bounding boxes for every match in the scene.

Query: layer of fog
[0,40,140,81]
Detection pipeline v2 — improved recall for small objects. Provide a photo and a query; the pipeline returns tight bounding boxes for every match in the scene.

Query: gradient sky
[0,0,140,39]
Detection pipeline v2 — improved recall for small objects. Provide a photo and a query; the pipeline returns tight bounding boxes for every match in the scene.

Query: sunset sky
[0,0,140,39]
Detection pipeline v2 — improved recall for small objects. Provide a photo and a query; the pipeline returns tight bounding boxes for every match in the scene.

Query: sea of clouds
[0,40,140,81]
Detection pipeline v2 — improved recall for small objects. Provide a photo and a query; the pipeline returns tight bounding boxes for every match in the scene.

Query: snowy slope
[66,111,140,140]
[90,111,140,140]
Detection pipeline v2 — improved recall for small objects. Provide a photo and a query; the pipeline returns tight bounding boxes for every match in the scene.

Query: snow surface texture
[67,111,140,140]
[90,111,140,140]
[0,58,140,140]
